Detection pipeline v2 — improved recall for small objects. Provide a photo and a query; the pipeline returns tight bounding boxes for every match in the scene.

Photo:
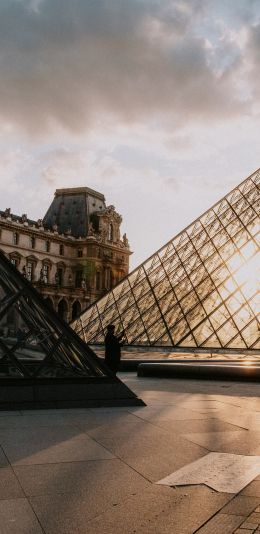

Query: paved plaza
[1,371,260,533]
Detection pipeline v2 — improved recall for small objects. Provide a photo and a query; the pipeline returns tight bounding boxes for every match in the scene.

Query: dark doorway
[72,300,81,320]
[58,299,68,321]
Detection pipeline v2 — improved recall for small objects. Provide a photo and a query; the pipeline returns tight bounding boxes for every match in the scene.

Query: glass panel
[210,305,230,330]
[154,332,172,346]
[225,334,246,349]
[157,291,177,315]
[142,304,162,330]
[193,319,214,345]
[189,264,208,286]
[179,333,197,347]
[186,304,207,330]
[158,242,175,262]
[201,334,221,348]
[241,320,259,348]
[202,290,222,315]
[181,291,199,314]
[154,278,173,300]
[217,320,239,346]
[146,320,167,344]
[232,305,254,330]
[170,318,190,344]
[128,267,146,288]
[112,278,131,301]
[132,278,150,301]
[137,291,156,314]
[147,263,165,287]
[212,229,230,249]
[144,254,161,276]
[165,304,183,328]
[196,278,215,300]
[174,277,193,300]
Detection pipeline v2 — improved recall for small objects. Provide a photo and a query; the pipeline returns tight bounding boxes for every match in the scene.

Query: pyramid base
[0,377,145,410]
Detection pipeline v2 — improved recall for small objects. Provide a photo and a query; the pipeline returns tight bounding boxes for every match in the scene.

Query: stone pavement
[1,373,260,533]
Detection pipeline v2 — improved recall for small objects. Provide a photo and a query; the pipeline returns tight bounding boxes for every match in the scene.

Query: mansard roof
[43,187,106,238]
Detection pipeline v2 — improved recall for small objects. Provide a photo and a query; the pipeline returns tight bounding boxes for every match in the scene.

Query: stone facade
[0,187,131,322]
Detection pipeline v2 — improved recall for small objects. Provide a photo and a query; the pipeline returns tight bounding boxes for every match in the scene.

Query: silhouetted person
[104,324,124,374]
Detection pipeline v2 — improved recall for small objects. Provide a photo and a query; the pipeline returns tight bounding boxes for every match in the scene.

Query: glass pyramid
[0,250,109,379]
[72,169,260,353]
[0,249,143,409]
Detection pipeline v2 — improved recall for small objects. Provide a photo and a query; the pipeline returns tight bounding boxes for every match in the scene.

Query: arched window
[72,300,81,320]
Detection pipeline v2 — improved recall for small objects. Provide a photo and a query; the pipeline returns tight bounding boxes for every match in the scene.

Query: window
[13,232,19,245]
[105,268,112,289]
[45,240,50,252]
[56,268,63,286]
[42,264,49,283]
[78,249,83,258]
[59,244,64,256]
[30,236,35,249]
[10,258,18,268]
[75,270,83,288]
[108,223,113,241]
[96,271,101,290]
[27,261,34,281]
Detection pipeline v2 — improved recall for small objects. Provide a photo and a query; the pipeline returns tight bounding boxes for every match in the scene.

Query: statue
[81,278,86,289]
[123,233,129,247]
[87,222,94,236]
[39,269,45,283]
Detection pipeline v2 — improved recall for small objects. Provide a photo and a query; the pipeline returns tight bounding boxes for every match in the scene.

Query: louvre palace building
[0,186,131,323]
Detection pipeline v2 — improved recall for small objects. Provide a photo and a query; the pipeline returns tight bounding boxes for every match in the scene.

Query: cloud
[0,0,256,136]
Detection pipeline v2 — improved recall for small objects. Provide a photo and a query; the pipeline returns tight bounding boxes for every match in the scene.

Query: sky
[0,0,259,269]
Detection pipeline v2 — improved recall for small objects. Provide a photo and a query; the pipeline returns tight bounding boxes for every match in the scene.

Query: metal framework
[72,169,260,353]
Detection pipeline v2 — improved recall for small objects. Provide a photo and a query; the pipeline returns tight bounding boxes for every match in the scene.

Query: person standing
[104,324,125,374]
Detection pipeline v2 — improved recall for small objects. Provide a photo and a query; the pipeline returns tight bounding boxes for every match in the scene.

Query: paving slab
[183,429,253,453]
[0,467,24,499]
[94,426,207,481]
[84,419,152,439]
[0,498,43,534]
[144,417,242,435]
[30,484,230,534]
[83,484,231,534]
[0,427,115,465]
[14,458,150,498]
[128,405,215,421]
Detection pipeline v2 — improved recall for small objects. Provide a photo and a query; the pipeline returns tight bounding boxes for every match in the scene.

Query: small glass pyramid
[72,169,259,353]
[0,250,143,407]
